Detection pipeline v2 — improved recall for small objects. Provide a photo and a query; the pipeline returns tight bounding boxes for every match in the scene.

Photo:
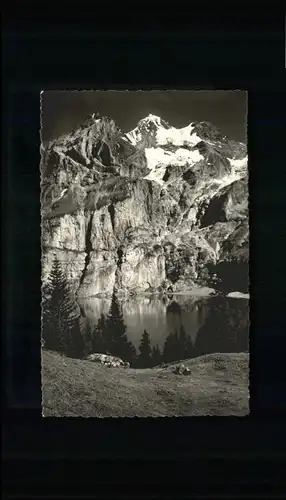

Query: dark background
[42,90,247,144]
[3,4,286,497]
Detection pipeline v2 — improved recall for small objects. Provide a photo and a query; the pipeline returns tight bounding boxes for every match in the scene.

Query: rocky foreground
[41,350,249,417]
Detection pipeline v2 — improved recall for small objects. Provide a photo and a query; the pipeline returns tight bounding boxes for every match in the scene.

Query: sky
[41,90,247,144]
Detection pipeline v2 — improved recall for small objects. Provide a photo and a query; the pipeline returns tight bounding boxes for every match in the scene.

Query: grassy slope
[42,350,249,417]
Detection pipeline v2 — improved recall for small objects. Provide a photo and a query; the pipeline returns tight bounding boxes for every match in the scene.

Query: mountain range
[41,113,248,297]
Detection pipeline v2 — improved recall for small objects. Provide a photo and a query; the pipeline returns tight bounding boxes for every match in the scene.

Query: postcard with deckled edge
[41,90,249,417]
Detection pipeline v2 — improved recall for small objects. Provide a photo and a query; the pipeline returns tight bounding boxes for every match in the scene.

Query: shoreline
[77,287,249,300]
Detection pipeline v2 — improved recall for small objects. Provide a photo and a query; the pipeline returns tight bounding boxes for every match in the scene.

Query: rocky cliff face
[41,113,248,297]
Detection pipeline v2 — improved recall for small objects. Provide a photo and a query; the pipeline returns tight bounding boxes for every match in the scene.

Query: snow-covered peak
[137,114,170,129]
[126,114,171,146]
[125,116,204,149]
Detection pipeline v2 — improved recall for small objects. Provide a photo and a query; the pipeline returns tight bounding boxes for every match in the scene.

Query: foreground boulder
[173,364,191,375]
[86,353,130,368]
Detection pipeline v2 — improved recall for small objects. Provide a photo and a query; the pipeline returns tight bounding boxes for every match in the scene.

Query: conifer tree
[163,326,194,364]
[195,296,229,355]
[42,258,84,358]
[151,344,162,367]
[178,326,194,360]
[80,319,93,357]
[92,315,106,354]
[137,329,152,367]
[163,332,172,363]
[103,292,136,363]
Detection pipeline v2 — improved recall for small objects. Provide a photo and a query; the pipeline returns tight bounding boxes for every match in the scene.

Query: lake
[77,294,249,368]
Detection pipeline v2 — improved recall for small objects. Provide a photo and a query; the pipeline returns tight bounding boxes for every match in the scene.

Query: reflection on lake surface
[77,294,249,368]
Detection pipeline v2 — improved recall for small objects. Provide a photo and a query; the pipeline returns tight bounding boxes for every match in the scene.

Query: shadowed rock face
[41,114,248,297]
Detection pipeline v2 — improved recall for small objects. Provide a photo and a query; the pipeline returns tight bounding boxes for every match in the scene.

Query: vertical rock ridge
[79,211,94,288]
[108,204,115,232]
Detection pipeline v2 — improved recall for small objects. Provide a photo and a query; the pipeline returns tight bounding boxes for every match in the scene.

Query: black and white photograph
[41,90,249,417]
